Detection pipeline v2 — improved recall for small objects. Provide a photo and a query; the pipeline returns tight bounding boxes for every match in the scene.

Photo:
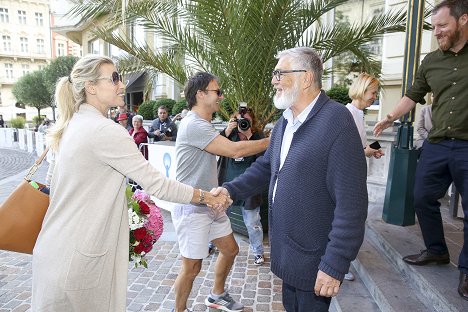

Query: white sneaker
[253,255,265,265]
[344,272,355,281]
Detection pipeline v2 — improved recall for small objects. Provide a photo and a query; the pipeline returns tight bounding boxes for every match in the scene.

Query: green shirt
[405,42,468,143]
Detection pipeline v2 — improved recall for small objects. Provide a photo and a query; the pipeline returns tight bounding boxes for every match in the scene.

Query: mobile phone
[369,141,381,150]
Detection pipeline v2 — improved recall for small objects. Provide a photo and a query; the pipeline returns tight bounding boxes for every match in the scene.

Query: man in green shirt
[374,0,468,300]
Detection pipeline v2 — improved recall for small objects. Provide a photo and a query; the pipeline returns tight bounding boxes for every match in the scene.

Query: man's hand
[211,186,230,198]
[314,270,341,297]
[205,191,232,213]
[373,113,394,136]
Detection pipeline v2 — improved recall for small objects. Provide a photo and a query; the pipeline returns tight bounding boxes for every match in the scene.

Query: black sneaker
[205,292,244,311]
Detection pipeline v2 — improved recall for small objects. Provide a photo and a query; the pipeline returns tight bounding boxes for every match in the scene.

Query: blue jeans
[226,205,264,255]
[241,206,264,255]
[415,139,468,273]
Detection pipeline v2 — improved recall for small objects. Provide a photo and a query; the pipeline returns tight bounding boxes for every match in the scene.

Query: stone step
[354,236,429,312]
[365,219,467,312]
[331,265,381,312]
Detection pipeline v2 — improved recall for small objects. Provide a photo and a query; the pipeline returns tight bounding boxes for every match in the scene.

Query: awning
[125,71,146,93]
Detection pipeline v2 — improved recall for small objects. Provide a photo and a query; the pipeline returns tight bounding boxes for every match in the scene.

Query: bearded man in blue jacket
[213,47,368,311]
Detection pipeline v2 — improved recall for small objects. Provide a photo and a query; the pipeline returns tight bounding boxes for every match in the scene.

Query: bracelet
[199,189,205,205]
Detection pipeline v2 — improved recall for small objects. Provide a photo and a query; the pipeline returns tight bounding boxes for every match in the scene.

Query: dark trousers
[282,281,331,312]
[414,139,468,273]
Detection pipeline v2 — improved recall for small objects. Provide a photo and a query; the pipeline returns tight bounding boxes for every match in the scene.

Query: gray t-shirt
[175,111,219,190]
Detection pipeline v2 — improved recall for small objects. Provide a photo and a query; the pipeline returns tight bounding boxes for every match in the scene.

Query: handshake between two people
[204,187,231,213]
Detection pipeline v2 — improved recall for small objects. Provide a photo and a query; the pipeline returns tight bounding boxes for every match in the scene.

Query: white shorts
[171,204,232,259]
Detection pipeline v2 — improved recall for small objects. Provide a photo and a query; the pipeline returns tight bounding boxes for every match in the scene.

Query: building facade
[0,0,51,122]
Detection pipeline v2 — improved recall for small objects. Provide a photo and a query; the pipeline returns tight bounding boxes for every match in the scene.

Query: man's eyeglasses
[204,89,224,97]
[97,71,125,86]
[272,69,307,81]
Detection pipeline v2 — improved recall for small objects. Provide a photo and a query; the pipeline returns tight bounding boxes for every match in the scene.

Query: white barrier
[26,130,35,153]
[0,128,14,147]
[146,142,178,212]
[18,129,27,150]
[35,132,46,156]
[0,128,7,147]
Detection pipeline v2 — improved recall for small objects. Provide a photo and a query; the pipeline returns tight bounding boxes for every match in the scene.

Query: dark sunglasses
[97,71,122,85]
[204,89,223,97]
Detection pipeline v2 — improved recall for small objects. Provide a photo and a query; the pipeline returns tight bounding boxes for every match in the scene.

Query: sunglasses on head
[97,71,122,85]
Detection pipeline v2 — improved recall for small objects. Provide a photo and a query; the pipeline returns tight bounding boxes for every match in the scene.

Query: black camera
[237,103,251,131]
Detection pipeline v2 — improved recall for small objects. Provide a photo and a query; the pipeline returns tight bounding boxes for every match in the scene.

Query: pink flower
[133,189,150,202]
[145,204,164,241]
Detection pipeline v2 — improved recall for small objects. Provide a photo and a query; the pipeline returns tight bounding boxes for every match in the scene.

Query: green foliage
[326,86,351,105]
[43,56,79,95]
[12,71,52,121]
[9,117,26,129]
[32,115,44,126]
[137,100,157,120]
[154,99,176,116]
[70,0,410,128]
[172,100,187,115]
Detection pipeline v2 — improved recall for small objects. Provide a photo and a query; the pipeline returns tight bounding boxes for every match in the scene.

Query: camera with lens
[236,102,251,131]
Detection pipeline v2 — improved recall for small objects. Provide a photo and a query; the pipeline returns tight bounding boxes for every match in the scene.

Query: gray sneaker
[205,292,244,311]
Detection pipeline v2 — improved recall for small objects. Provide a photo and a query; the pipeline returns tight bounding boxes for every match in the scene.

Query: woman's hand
[364,146,385,159]
[224,119,238,137]
[204,189,232,212]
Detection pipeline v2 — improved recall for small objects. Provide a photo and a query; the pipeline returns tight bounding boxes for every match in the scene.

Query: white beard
[273,80,301,110]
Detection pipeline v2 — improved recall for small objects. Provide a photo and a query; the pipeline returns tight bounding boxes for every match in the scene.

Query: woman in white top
[346,73,384,159]
[33,55,231,311]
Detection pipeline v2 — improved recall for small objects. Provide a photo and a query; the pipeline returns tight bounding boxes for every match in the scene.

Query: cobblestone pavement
[0,149,34,181]
[0,148,286,312]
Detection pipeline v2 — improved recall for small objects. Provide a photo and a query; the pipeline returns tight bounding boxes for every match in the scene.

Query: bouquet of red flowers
[127,187,164,268]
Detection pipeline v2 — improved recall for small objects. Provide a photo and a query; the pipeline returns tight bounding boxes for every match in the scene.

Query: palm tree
[69,0,407,128]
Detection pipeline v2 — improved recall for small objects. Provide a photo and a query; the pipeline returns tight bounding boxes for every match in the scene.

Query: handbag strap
[25,147,50,181]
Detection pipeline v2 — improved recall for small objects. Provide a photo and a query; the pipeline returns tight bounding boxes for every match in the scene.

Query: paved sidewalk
[0,148,286,312]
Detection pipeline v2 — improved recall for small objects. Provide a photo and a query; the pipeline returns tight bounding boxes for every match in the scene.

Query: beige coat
[32,104,193,311]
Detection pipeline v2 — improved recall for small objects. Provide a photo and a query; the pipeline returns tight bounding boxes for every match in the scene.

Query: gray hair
[132,115,144,123]
[276,47,323,89]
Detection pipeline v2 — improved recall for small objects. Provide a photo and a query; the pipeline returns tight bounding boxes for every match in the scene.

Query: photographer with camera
[217,104,266,266]
[148,105,178,141]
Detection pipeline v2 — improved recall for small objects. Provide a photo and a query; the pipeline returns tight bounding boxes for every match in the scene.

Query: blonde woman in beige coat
[33,55,231,311]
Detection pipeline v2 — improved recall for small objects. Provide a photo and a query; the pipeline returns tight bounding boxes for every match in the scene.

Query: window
[20,37,28,53]
[88,39,100,54]
[5,63,13,79]
[18,10,26,24]
[37,39,44,54]
[35,12,43,26]
[2,35,11,52]
[57,42,65,56]
[22,64,30,76]
[0,8,9,23]
[38,64,45,70]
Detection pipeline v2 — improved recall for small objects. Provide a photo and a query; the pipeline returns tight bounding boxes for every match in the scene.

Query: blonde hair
[47,55,114,151]
[348,73,380,100]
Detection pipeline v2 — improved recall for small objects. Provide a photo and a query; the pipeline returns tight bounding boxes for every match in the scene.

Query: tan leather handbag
[0,148,49,254]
